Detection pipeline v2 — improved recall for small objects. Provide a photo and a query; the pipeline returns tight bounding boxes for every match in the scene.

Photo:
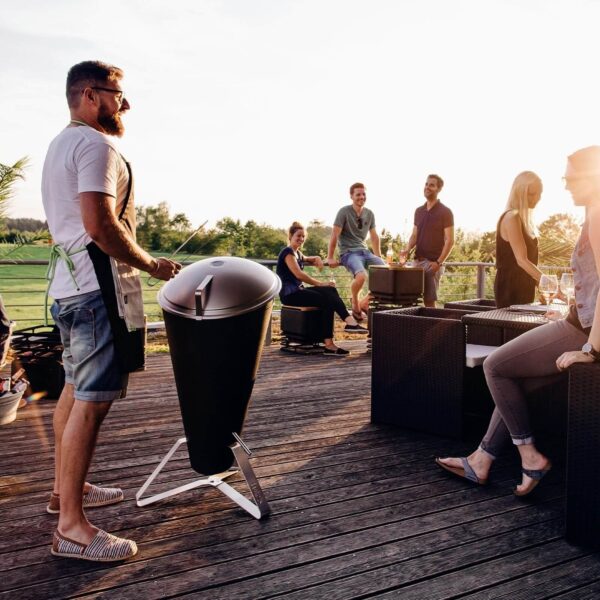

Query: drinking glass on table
[560,272,575,307]
[539,274,558,306]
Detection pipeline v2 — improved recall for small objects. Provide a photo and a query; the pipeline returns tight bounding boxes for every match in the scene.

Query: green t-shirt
[333,205,376,254]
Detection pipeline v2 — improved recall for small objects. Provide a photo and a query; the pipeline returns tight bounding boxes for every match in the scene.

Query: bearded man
[41,61,180,562]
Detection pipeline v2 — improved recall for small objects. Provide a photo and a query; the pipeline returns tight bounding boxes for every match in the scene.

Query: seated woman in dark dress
[494,171,544,308]
[277,222,368,355]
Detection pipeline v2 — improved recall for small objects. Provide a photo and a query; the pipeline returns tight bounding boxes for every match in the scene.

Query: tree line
[1,195,581,266]
[135,201,580,266]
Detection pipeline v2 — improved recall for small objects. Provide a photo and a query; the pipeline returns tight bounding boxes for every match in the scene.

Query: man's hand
[149,257,182,281]
[325,259,340,268]
[429,261,441,274]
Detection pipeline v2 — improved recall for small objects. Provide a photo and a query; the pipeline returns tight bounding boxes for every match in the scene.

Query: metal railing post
[476,264,486,298]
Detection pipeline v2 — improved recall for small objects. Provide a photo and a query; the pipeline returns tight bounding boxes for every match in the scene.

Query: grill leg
[135,435,270,520]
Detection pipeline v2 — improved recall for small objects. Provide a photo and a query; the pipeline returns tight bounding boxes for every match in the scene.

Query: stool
[280,306,326,354]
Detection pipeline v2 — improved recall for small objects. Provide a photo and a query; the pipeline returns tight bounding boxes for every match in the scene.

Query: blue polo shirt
[414,200,453,261]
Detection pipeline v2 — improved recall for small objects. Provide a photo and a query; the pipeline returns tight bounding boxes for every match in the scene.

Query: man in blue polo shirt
[401,174,454,307]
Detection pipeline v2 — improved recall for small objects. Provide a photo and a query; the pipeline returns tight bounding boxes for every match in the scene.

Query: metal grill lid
[157,256,281,320]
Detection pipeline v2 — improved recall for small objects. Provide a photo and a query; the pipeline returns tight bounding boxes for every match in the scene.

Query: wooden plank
[551,578,600,599]
[1,484,563,597]
[458,553,600,599]
[137,507,565,600]
[362,540,586,600]
[0,341,582,599]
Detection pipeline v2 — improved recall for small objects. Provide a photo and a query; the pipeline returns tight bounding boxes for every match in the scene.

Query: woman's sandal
[51,529,137,562]
[435,457,488,486]
[513,462,552,497]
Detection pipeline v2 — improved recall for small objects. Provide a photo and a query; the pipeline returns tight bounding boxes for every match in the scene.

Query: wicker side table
[462,308,547,346]
[444,298,496,312]
[371,307,493,438]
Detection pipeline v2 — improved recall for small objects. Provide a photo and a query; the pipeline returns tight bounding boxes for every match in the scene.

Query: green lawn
[0,244,354,328]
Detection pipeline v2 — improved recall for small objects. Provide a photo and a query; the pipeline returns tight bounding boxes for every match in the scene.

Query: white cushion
[465,344,499,368]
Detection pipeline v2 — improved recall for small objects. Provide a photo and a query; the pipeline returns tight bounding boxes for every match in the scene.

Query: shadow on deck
[2,340,600,599]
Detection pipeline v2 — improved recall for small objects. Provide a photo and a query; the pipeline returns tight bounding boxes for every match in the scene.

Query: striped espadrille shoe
[46,484,124,514]
[51,529,137,562]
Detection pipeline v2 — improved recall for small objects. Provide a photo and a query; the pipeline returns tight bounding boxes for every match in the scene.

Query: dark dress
[276,246,350,337]
[494,211,539,308]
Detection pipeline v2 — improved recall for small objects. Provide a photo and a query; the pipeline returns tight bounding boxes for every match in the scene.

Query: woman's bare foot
[515,456,551,496]
[437,449,493,482]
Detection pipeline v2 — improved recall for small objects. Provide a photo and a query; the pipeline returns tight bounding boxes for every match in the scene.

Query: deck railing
[0,258,570,328]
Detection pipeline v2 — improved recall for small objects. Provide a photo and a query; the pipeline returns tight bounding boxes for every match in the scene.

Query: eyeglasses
[356,216,363,230]
[91,87,125,103]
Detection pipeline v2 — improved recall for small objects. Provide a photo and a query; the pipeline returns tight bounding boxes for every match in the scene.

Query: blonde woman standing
[494,171,544,308]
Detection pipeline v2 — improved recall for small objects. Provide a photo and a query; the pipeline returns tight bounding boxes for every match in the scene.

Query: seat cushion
[465,344,499,368]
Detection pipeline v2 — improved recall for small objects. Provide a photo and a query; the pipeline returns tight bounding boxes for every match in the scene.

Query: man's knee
[354,271,367,285]
[74,399,113,427]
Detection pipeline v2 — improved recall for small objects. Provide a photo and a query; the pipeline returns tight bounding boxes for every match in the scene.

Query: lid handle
[195,274,214,316]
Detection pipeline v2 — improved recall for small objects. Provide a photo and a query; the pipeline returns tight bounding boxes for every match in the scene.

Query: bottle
[386,247,393,265]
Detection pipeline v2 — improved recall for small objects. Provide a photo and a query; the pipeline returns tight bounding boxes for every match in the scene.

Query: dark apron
[87,160,146,373]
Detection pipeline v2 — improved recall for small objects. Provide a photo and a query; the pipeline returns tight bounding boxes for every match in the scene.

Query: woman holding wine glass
[436,146,600,496]
[539,273,558,307]
[494,171,545,308]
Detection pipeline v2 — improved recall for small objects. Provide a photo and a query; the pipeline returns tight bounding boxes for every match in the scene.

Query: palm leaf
[0,157,30,220]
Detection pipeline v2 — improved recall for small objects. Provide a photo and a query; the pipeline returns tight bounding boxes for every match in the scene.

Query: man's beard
[98,105,125,137]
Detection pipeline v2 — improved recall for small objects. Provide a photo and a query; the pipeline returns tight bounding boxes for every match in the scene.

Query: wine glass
[560,272,575,307]
[539,274,558,306]
[329,268,336,286]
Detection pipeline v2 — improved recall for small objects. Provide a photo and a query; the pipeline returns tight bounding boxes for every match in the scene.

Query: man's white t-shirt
[41,126,130,299]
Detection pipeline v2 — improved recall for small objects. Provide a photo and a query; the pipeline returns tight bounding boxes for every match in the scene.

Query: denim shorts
[50,290,128,402]
[340,249,385,276]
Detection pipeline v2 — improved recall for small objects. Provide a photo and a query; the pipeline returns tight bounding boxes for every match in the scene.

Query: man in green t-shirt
[327,182,385,320]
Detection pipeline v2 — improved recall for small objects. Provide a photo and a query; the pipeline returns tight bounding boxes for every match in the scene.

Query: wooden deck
[2,340,600,599]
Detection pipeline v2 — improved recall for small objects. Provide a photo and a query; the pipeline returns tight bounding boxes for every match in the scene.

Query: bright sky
[2,0,600,238]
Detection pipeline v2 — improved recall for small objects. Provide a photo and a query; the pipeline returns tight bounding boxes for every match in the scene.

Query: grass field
[1,243,493,335]
[0,244,354,329]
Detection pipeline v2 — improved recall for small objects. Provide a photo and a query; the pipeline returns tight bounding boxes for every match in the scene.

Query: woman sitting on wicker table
[436,146,600,496]
[277,222,368,355]
[494,171,545,308]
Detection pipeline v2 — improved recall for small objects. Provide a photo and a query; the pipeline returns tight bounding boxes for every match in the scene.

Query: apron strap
[118,158,133,222]
[44,244,86,325]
